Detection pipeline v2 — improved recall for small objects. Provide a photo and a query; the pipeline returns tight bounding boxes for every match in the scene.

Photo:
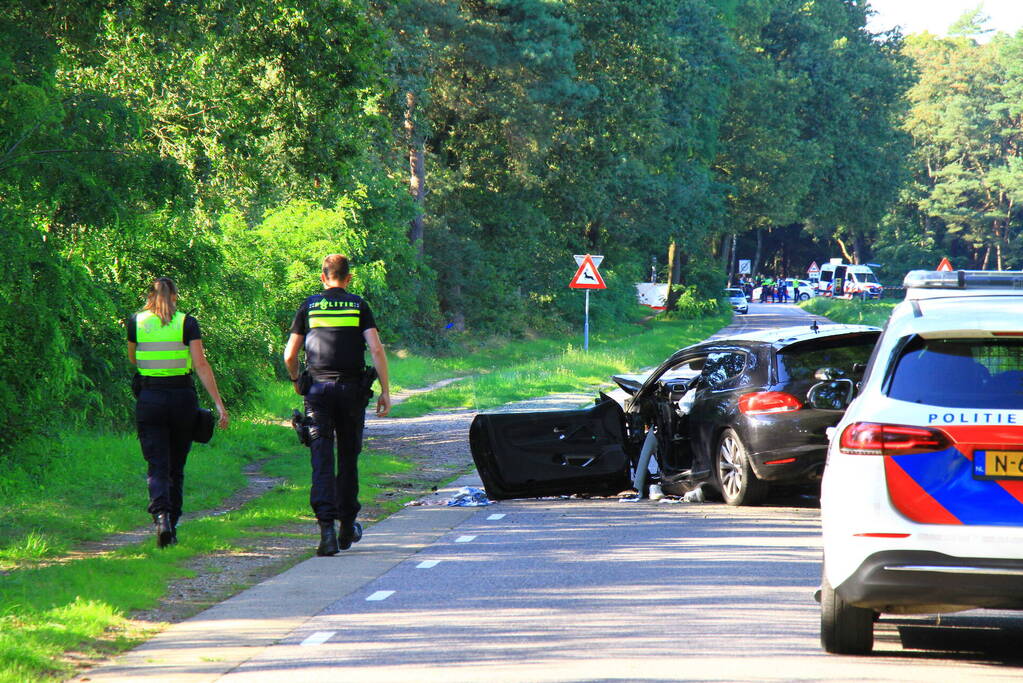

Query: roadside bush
[681,257,727,301]
[662,285,723,320]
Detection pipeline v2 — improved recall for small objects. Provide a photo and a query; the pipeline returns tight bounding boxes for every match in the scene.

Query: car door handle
[553,425,592,441]
[559,455,596,467]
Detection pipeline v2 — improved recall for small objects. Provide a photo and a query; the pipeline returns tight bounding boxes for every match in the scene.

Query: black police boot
[317,520,339,556]
[155,513,173,549]
[338,521,363,550]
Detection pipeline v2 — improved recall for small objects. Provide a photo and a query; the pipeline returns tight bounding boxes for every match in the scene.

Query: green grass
[391,311,731,417]
[386,334,582,393]
[0,308,730,681]
[800,297,896,328]
[0,387,413,682]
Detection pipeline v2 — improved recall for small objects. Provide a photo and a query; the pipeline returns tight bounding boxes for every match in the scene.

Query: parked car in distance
[820,270,1023,655]
[725,288,749,314]
[470,323,881,506]
[788,279,816,301]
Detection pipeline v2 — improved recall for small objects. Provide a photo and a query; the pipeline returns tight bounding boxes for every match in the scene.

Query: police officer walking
[283,254,391,556]
[128,277,229,548]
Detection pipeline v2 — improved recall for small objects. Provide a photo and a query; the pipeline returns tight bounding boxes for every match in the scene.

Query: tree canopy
[3,0,957,455]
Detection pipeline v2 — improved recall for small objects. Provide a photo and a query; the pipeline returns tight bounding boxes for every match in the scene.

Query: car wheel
[820,571,874,655]
[798,292,810,302]
[714,428,768,506]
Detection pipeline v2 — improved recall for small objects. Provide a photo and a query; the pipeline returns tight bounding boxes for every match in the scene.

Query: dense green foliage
[872,11,1023,281]
[2,1,920,456]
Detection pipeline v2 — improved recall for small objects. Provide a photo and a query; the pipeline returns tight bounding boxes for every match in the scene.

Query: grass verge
[0,385,412,682]
[800,297,896,328]
[390,310,731,417]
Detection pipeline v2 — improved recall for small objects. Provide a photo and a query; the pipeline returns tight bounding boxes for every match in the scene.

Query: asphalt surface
[80,303,1023,682]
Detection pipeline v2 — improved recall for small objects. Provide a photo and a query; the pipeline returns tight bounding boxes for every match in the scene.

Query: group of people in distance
[736,275,792,303]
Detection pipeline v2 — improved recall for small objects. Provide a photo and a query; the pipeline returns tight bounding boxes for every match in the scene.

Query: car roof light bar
[903,270,1023,290]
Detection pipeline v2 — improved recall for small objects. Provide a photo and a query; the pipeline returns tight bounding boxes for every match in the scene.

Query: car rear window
[888,337,1023,408]
[776,335,878,384]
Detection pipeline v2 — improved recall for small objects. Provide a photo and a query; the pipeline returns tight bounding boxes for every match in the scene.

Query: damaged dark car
[469,324,881,506]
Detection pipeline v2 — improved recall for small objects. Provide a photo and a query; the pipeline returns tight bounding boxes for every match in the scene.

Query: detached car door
[469,397,631,500]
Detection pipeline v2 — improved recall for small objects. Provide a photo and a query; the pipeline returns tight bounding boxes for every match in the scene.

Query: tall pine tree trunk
[405,91,425,257]
[665,240,681,311]
[853,231,866,265]
[671,241,683,285]
[752,229,763,277]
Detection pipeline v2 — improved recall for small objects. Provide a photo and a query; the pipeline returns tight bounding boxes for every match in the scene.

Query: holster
[297,369,313,396]
[291,408,314,446]
[361,366,378,406]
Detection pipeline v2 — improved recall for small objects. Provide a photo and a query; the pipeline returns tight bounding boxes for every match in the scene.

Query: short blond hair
[322,254,350,283]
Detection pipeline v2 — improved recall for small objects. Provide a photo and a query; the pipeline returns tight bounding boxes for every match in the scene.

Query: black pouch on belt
[297,369,313,396]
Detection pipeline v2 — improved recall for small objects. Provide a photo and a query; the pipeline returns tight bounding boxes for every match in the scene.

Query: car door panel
[469,397,631,500]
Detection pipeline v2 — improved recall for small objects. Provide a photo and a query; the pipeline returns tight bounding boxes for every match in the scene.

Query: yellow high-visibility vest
[136,311,191,376]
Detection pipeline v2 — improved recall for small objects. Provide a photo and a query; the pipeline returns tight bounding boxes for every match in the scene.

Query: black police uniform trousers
[305,380,365,524]
[136,385,198,525]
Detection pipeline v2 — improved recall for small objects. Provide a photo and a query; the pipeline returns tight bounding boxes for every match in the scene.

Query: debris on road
[446,486,492,507]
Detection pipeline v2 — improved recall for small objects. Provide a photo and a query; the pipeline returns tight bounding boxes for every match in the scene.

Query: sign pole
[569,254,606,353]
[584,289,590,351]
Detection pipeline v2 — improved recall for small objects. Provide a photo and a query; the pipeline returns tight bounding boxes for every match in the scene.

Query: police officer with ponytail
[127,278,228,548]
[284,254,391,557]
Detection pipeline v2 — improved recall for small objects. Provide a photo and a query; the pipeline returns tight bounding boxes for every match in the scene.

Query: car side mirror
[807,378,856,411]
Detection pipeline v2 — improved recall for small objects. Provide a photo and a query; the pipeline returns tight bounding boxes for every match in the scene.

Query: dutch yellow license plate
[982,451,1023,479]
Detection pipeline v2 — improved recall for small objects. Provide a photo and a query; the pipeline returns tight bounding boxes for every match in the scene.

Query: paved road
[82,303,1023,682]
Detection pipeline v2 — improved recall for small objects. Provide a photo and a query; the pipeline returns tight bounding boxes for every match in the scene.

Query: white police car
[819,270,1023,654]
[725,287,749,314]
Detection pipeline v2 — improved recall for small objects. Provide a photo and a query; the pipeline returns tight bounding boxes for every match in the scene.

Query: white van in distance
[816,261,883,299]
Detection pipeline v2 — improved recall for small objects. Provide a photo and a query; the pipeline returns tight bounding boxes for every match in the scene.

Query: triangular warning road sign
[807,261,820,275]
[569,254,607,290]
[936,257,953,272]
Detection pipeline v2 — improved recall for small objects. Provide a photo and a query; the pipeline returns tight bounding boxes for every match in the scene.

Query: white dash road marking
[300,631,335,647]
[487,513,506,520]
[455,535,476,543]
[417,560,441,569]
[366,590,395,601]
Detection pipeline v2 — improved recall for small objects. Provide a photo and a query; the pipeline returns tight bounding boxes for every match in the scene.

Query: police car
[724,287,749,314]
[819,270,1023,654]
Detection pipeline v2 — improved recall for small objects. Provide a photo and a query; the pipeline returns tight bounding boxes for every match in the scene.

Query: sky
[866,0,1023,38]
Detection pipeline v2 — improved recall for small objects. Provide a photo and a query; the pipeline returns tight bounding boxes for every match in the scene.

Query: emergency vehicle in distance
[819,270,1023,654]
[814,260,883,299]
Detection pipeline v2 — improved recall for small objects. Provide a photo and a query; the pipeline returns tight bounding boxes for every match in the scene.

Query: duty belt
[312,370,364,383]
[139,374,194,388]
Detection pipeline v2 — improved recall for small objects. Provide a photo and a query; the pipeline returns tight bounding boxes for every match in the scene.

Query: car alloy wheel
[715,428,768,506]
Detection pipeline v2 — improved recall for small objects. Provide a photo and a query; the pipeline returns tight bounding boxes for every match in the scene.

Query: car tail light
[839,422,952,456]
[739,392,802,415]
